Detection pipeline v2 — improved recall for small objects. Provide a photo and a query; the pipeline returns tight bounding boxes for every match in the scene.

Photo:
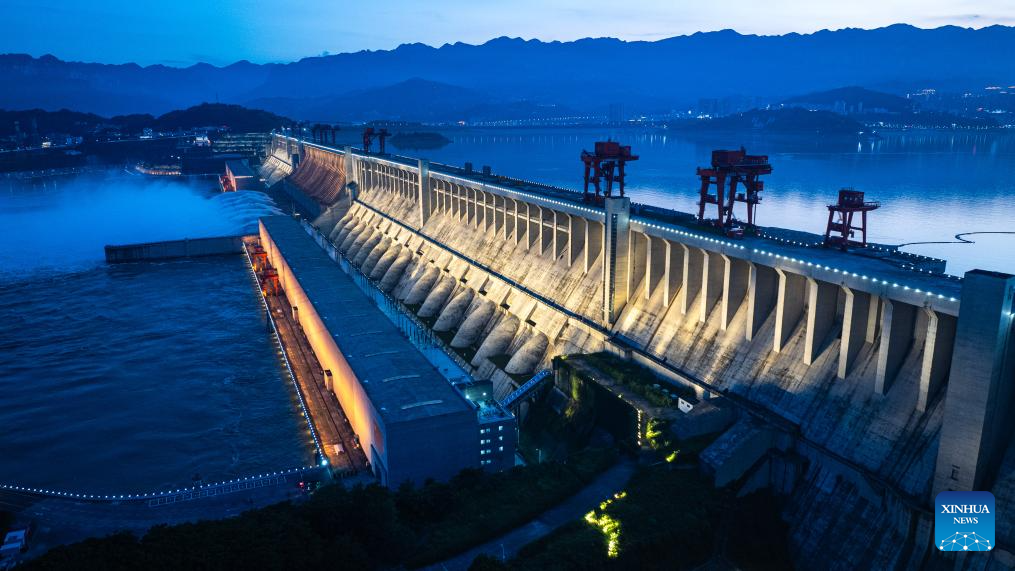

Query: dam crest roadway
[261,133,1015,570]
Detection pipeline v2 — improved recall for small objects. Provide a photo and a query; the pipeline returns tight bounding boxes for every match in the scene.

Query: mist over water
[0,172,308,494]
[0,172,281,283]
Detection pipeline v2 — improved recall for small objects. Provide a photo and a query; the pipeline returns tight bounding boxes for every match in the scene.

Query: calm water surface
[397,128,1015,275]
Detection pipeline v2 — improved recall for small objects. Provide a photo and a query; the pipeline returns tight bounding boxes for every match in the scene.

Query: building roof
[260,215,475,425]
[226,159,255,178]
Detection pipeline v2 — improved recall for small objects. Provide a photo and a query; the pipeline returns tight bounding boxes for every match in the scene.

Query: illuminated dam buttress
[260,135,1015,569]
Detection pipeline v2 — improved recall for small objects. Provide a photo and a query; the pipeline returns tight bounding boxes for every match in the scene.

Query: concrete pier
[721,255,749,330]
[699,250,724,323]
[838,286,870,378]
[265,136,1015,566]
[603,197,631,325]
[680,244,703,315]
[934,270,1015,495]
[105,235,245,263]
[875,299,916,395]
[804,278,838,365]
[774,268,806,353]
[746,263,777,341]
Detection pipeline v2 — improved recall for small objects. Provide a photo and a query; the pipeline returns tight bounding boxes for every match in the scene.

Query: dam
[260,134,1014,568]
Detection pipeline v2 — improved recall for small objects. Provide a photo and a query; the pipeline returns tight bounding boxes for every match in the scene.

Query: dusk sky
[2,0,1013,66]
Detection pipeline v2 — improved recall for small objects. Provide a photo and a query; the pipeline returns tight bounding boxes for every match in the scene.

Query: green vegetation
[475,466,791,571]
[576,352,694,407]
[0,103,291,139]
[485,353,790,570]
[644,418,671,451]
[518,378,614,463]
[154,103,290,133]
[507,466,720,569]
[400,448,616,567]
[20,450,616,571]
[389,131,452,150]
[668,432,720,463]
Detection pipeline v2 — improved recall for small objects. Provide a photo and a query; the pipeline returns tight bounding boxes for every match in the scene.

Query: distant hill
[247,78,492,122]
[780,86,999,128]
[673,108,864,134]
[0,108,111,137]
[1,25,1014,120]
[782,86,913,113]
[152,103,289,132]
[0,103,290,138]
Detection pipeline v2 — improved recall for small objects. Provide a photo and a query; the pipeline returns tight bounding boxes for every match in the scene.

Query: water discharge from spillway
[0,171,308,494]
[0,173,281,283]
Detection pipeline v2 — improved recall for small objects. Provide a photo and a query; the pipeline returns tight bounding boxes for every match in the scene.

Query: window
[499,436,503,441]
[499,446,503,451]
[498,425,504,431]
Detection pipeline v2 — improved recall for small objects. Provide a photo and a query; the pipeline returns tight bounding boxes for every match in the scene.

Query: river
[0,172,313,495]
[392,128,1015,275]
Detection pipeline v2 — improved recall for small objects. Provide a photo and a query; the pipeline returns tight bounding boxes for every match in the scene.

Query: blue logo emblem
[935,491,995,552]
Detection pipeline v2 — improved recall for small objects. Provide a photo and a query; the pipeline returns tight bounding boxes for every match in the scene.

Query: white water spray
[0,173,282,281]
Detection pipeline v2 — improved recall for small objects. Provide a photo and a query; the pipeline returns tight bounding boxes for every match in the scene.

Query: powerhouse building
[259,215,490,486]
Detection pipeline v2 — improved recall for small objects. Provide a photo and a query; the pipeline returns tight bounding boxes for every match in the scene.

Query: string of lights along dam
[380,128,1015,276]
[262,132,1014,569]
[0,174,314,498]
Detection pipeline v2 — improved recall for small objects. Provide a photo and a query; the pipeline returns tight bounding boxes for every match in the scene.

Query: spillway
[261,135,1015,569]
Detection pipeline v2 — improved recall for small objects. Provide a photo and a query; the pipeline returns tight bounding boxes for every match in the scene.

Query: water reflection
[419,128,1015,274]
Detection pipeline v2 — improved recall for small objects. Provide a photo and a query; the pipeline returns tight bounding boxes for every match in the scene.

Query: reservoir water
[402,128,1015,275]
[1,130,1012,494]
[0,172,313,495]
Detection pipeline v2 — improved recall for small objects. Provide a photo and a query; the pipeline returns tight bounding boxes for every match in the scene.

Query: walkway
[1,467,329,564]
[250,243,368,475]
[423,459,637,571]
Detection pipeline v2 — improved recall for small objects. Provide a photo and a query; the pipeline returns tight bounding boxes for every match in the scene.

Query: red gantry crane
[262,267,281,297]
[824,188,880,249]
[696,147,772,230]
[362,127,390,154]
[250,244,268,272]
[580,141,639,203]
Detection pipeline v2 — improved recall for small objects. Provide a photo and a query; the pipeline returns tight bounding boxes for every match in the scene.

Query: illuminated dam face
[263,135,1015,566]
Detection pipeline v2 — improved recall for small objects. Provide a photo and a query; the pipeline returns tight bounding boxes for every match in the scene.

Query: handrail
[501,369,552,409]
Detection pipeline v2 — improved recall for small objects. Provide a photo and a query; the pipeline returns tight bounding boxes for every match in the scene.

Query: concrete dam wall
[104,235,246,263]
[269,136,1015,569]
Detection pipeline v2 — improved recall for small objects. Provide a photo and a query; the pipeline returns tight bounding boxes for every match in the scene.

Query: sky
[1,0,1013,66]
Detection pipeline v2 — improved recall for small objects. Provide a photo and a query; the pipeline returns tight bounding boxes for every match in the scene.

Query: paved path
[423,459,637,571]
[249,241,368,475]
[2,469,328,566]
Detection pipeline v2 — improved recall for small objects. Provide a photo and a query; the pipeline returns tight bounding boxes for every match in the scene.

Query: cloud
[924,13,1015,23]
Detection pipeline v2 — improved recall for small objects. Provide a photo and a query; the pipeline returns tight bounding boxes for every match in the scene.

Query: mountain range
[1,24,1013,121]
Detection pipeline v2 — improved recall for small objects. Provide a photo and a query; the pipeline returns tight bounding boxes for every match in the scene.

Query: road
[423,459,636,571]
[248,241,368,475]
